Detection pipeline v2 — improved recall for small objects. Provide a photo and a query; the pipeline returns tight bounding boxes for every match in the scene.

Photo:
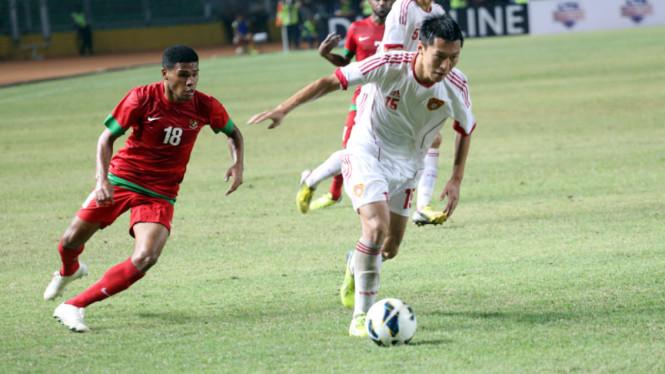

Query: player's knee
[364,220,389,245]
[431,133,442,148]
[131,253,159,272]
[60,229,76,248]
[61,218,100,248]
[61,227,86,249]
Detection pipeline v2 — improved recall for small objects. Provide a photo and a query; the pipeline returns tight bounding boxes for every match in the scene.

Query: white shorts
[341,151,421,217]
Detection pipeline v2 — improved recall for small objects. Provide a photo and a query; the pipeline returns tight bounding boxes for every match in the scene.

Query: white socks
[416,148,439,210]
[305,149,344,188]
[352,238,383,317]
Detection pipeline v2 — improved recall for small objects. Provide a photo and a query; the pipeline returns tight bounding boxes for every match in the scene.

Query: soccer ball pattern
[365,298,417,346]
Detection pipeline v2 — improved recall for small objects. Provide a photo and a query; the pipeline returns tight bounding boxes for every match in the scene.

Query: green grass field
[1,26,664,373]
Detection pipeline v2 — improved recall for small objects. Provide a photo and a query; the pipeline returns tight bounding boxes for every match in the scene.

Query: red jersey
[104,81,233,201]
[343,17,385,62]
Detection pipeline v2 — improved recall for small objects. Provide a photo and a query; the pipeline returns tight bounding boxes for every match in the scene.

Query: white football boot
[43,262,88,300]
[53,303,90,333]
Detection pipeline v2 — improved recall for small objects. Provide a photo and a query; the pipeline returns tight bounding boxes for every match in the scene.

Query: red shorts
[77,186,174,237]
[341,87,362,148]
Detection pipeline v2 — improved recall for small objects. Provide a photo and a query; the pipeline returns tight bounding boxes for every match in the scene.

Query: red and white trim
[411,53,434,88]
[453,120,476,136]
[400,0,438,24]
[399,0,414,25]
[335,68,349,90]
[359,52,414,76]
[342,154,352,180]
[382,43,404,50]
[446,71,470,107]
[356,240,382,256]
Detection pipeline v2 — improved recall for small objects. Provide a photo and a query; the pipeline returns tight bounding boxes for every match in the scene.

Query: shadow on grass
[137,311,199,324]
[408,338,453,346]
[430,310,576,325]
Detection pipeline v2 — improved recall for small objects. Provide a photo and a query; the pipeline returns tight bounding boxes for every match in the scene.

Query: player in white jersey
[382,0,448,226]
[333,0,448,311]
[248,14,475,337]
[382,0,445,52]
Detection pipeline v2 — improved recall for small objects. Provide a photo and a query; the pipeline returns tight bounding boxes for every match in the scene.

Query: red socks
[66,258,145,308]
[59,240,84,276]
[329,174,344,201]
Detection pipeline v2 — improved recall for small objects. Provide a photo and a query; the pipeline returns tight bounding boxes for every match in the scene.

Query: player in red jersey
[43,45,244,333]
[296,0,394,213]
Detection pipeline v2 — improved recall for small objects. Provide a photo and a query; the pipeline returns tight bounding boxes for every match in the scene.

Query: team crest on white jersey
[353,184,365,197]
[189,120,199,129]
[427,98,445,111]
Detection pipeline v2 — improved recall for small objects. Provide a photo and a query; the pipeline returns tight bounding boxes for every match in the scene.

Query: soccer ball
[365,298,417,346]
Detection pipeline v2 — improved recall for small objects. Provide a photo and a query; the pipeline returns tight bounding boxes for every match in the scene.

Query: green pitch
[1,26,664,372]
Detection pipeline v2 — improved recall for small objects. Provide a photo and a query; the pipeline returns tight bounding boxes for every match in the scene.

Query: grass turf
[0,26,664,372]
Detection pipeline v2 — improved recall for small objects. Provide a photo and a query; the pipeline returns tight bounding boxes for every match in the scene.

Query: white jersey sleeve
[334,52,411,90]
[446,69,476,136]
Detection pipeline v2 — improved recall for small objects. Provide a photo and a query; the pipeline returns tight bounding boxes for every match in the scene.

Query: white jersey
[335,51,476,177]
[382,0,445,52]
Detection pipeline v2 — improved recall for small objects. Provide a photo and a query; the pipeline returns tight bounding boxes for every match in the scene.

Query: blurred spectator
[360,0,373,16]
[314,13,329,47]
[279,0,301,50]
[71,6,92,55]
[220,8,236,46]
[248,6,270,37]
[248,5,270,47]
[299,0,316,19]
[334,0,355,18]
[301,15,318,49]
[232,14,257,55]
[449,0,467,9]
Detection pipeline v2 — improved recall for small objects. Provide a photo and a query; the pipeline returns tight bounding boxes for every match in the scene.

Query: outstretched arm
[247,74,341,129]
[94,129,118,207]
[319,33,351,67]
[440,132,471,218]
[223,126,244,196]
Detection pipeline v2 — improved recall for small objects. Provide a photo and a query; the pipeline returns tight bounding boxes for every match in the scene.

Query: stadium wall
[0,22,228,60]
[328,1,663,42]
[528,0,664,36]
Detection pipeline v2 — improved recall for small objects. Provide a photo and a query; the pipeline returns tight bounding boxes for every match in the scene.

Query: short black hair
[419,14,464,48]
[162,45,199,70]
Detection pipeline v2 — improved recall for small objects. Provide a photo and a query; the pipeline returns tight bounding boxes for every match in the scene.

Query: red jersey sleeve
[344,23,358,58]
[105,87,145,137]
[209,98,234,134]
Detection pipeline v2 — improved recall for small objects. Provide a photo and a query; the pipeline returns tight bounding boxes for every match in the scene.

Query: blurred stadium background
[0,0,662,60]
[0,0,363,59]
